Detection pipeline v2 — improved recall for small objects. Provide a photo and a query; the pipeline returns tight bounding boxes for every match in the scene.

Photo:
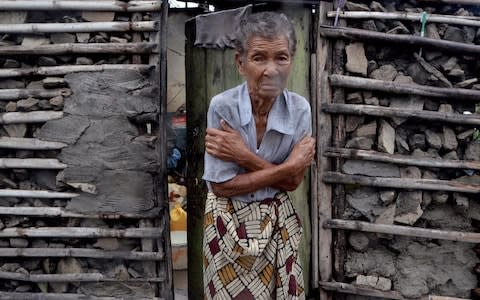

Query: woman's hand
[286,136,316,173]
[205,119,250,164]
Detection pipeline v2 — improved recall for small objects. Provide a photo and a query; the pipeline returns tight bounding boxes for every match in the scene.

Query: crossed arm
[205,120,315,197]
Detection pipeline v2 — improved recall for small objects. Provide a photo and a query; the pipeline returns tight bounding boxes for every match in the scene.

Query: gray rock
[378,120,395,154]
[426,24,441,40]
[370,1,386,12]
[22,36,50,47]
[375,204,396,225]
[0,11,27,24]
[455,78,477,88]
[346,137,374,150]
[441,57,458,72]
[408,133,426,150]
[345,247,396,278]
[5,102,17,112]
[369,64,397,81]
[432,191,449,204]
[442,126,458,151]
[346,116,364,133]
[343,160,400,177]
[43,77,67,89]
[0,80,24,89]
[38,56,57,66]
[346,188,384,222]
[425,129,442,149]
[464,142,480,161]
[393,75,414,84]
[453,193,468,215]
[448,67,464,78]
[76,57,93,65]
[4,124,27,137]
[438,104,454,114]
[346,2,370,11]
[82,11,115,22]
[422,192,433,208]
[16,97,39,111]
[400,166,421,179]
[362,20,377,31]
[50,33,76,44]
[395,134,410,153]
[349,232,369,252]
[76,33,90,43]
[444,26,468,43]
[407,62,429,85]
[394,191,423,225]
[364,97,379,106]
[352,121,377,138]
[49,95,64,108]
[346,43,368,76]
[423,99,439,111]
[3,59,20,68]
[9,238,28,248]
[380,190,396,205]
[346,92,363,104]
[442,150,458,160]
[389,96,424,126]
[94,238,120,251]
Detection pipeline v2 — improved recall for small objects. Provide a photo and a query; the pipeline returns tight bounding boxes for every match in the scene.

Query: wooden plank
[323,172,480,194]
[319,281,408,300]
[325,147,480,171]
[0,42,157,55]
[0,158,66,169]
[0,88,70,100]
[0,248,163,260]
[418,0,480,4]
[0,206,161,219]
[323,103,480,126]
[0,227,164,238]
[329,74,480,102]
[0,111,63,124]
[327,11,480,28]
[0,292,163,300]
[0,64,153,78]
[0,271,165,283]
[324,219,480,243]
[0,137,67,150]
[0,0,162,12]
[0,21,157,34]
[0,189,77,198]
[317,2,334,300]
[319,25,480,56]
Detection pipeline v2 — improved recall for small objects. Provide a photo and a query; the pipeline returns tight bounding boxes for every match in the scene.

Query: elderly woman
[202,11,315,300]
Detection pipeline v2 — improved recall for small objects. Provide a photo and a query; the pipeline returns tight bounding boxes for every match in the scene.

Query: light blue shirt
[202,82,312,203]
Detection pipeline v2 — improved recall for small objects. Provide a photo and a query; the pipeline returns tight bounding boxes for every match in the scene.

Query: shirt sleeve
[292,101,313,145]
[202,97,241,185]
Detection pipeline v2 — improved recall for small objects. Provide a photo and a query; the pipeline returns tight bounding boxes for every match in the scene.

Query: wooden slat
[329,74,480,102]
[0,248,163,260]
[0,271,165,282]
[0,227,163,238]
[0,137,67,150]
[0,292,162,300]
[323,103,480,126]
[320,281,406,300]
[0,42,157,55]
[0,189,77,198]
[0,64,153,78]
[327,11,480,28]
[324,219,480,243]
[325,147,480,171]
[0,21,157,34]
[419,0,480,4]
[0,0,162,12]
[319,25,480,56]
[0,88,70,100]
[317,2,334,300]
[0,206,161,219]
[0,111,63,124]
[323,172,480,194]
[0,158,66,169]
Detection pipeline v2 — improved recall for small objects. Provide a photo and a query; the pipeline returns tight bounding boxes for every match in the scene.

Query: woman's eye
[252,56,264,62]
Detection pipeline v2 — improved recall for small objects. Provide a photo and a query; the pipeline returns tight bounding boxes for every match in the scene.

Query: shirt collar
[239,82,295,135]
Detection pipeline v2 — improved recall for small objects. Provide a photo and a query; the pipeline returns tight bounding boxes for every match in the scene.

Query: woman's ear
[235,52,245,75]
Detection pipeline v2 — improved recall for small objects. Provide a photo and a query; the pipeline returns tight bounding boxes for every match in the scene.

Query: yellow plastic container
[170,204,187,231]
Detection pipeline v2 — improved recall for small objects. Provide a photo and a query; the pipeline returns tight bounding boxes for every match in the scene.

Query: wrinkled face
[236,35,292,100]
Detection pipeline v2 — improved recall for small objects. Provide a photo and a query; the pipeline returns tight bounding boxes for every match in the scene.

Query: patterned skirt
[203,192,305,300]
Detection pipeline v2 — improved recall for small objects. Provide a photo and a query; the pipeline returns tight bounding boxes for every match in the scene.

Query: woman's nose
[263,61,279,76]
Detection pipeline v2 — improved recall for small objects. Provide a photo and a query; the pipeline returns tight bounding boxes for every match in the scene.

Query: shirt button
[250,194,254,198]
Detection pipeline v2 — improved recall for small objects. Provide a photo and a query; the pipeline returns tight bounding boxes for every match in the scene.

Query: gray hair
[234,12,297,57]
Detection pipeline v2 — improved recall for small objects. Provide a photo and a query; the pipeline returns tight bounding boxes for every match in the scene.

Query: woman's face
[236,35,292,101]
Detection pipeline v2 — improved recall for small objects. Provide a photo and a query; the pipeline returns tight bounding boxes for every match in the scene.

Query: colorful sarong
[203,192,305,300]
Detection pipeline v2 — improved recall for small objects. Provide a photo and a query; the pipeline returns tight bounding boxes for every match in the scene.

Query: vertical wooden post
[317,2,333,300]
[154,1,173,299]
[131,12,143,64]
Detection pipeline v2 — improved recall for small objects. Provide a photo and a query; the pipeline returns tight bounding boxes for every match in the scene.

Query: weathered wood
[0,189,77,198]
[319,25,480,56]
[0,137,67,150]
[0,271,165,283]
[0,227,163,238]
[0,64,153,78]
[0,111,63,124]
[131,13,144,64]
[0,21,157,34]
[0,42,157,55]
[319,281,409,300]
[324,219,480,243]
[0,88,70,100]
[0,248,163,260]
[0,0,162,11]
[419,0,480,4]
[323,172,480,194]
[0,158,66,169]
[323,103,480,126]
[317,2,334,300]
[330,74,480,102]
[0,206,161,219]
[0,292,163,300]
[325,147,480,171]
[327,11,480,28]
